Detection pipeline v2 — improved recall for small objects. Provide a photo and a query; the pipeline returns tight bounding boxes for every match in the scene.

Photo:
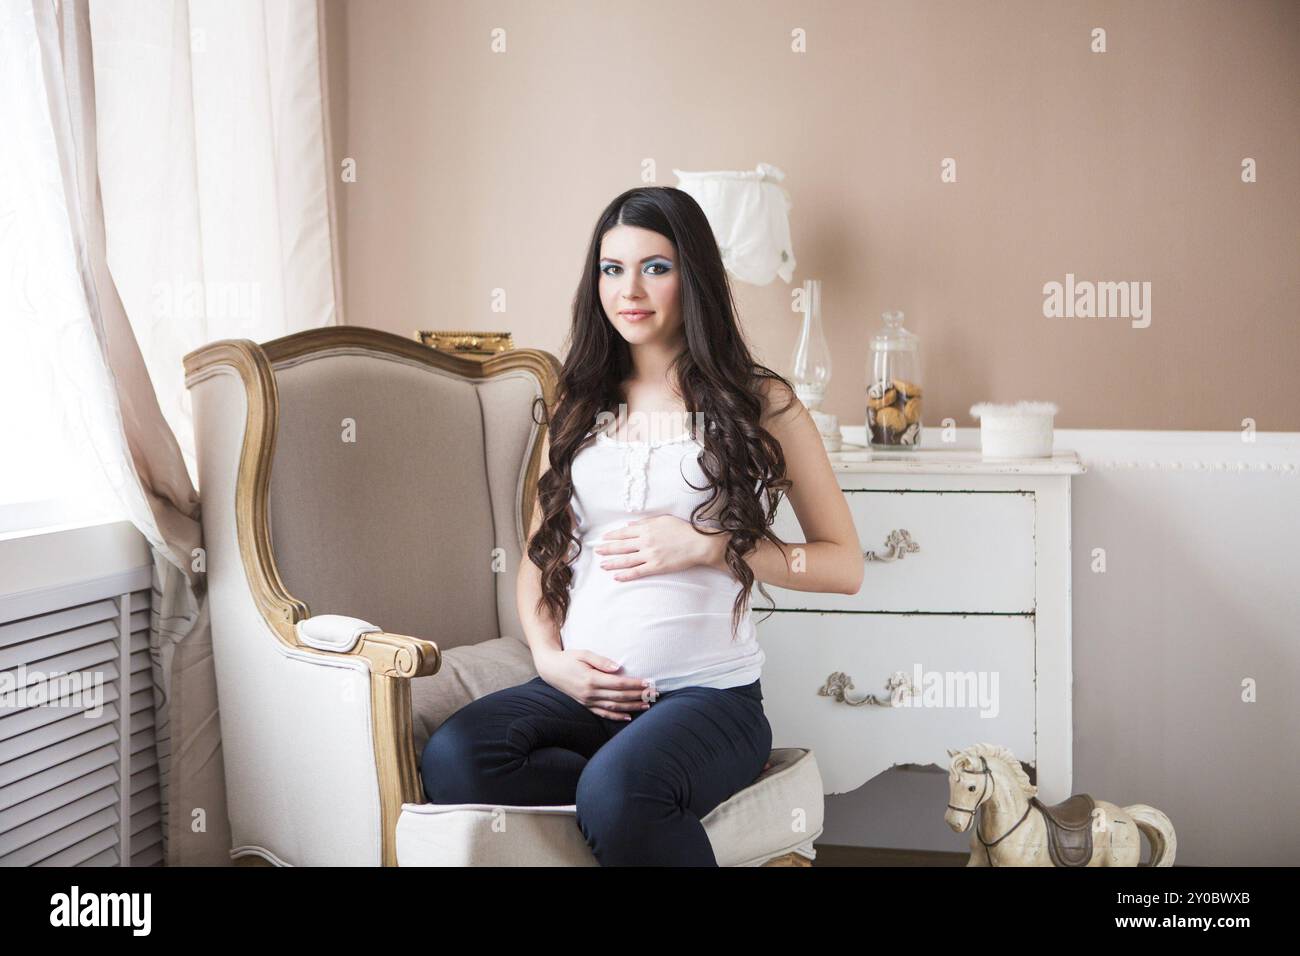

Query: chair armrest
[296,614,380,651]
[295,614,441,679]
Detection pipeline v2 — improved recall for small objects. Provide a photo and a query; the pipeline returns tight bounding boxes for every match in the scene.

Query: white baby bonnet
[672,162,796,285]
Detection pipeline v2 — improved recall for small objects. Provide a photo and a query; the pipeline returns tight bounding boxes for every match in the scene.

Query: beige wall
[327,0,1299,431]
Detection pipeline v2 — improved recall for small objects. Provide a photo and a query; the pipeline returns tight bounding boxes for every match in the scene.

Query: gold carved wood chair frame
[183,326,559,865]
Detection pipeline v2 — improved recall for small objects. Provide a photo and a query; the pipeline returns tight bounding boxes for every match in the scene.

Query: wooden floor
[235,844,967,866]
[810,844,969,866]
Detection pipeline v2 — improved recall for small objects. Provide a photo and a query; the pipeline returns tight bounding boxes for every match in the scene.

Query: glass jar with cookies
[867,310,922,447]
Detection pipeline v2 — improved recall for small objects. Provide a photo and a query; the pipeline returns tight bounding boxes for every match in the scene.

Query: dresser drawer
[755,490,1035,613]
[755,611,1036,795]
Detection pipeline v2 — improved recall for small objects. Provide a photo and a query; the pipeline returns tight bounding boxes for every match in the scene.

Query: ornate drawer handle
[863,528,919,562]
[819,670,915,707]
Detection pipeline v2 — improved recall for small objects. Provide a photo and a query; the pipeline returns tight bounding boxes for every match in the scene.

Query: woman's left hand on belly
[592,515,727,581]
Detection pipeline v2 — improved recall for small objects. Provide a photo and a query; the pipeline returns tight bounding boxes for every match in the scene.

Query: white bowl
[969,401,1058,458]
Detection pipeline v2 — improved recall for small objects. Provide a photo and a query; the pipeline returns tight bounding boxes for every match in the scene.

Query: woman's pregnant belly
[559,543,763,691]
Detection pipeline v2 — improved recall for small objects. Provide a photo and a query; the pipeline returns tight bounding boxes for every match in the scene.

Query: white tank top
[559,421,766,693]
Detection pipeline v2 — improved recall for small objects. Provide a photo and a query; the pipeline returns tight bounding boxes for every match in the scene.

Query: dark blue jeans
[420,674,773,866]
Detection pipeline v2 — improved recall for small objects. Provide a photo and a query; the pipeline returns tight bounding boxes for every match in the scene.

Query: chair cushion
[698,747,824,866]
[395,746,824,866]
[410,636,537,755]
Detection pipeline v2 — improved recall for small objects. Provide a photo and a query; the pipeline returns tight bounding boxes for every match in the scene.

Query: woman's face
[598,224,682,348]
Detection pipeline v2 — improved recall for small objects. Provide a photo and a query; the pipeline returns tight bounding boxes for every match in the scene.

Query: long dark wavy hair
[527,186,798,641]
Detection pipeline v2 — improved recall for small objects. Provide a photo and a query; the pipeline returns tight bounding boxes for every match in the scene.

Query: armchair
[183,326,823,866]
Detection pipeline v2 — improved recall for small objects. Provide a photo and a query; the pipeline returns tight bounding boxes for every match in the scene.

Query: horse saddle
[1030,793,1096,867]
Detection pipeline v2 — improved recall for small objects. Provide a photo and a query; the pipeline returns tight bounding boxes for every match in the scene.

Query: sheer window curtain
[1,0,343,864]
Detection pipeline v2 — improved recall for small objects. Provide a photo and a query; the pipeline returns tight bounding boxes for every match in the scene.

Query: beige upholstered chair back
[260,329,558,651]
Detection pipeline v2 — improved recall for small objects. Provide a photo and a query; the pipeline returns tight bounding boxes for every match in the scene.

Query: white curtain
[91,0,344,481]
[0,0,341,865]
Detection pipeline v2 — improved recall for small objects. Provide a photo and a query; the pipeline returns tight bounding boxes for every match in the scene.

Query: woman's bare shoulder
[756,375,802,428]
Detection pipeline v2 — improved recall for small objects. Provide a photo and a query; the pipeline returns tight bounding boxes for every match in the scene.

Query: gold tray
[415,330,514,359]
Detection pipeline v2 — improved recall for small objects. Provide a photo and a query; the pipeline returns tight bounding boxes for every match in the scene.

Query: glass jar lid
[870,310,919,352]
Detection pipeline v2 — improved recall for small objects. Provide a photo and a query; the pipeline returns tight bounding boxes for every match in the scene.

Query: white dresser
[751,431,1084,804]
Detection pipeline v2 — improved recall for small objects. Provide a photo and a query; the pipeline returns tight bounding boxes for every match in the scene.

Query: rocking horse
[944,744,1176,867]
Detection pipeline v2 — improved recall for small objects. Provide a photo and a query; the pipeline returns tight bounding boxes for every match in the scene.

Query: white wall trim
[840,425,1300,473]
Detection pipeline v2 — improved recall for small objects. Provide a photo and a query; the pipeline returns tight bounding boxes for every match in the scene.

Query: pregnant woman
[420,186,864,866]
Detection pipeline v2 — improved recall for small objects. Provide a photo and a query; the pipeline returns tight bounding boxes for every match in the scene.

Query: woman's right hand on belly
[533,648,654,721]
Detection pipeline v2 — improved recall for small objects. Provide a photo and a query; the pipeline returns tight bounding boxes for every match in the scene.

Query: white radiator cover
[1,566,164,866]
